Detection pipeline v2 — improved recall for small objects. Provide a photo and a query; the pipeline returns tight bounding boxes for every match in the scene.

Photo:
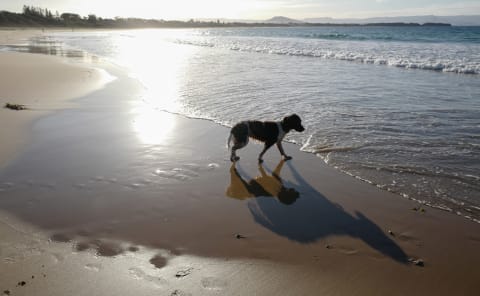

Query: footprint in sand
[84,263,102,272]
[336,246,359,255]
[50,233,74,243]
[201,277,228,291]
[72,183,88,190]
[396,232,423,247]
[152,163,220,182]
[0,182,15,191]
[149,254,168,269]
[128,245,140,252]
[207,163,220,170]
[50,253,65,264]
[128,267,167,287]
[153,168,193,181]
[321,243,359,256]
[74,240,125,257]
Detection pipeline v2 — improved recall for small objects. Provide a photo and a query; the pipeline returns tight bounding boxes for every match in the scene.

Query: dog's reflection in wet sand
[226,159,409,263]
[226,160,299,205]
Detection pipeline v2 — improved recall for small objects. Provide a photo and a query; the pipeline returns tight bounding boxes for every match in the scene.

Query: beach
[1,28,480,295]
[0,29,109,168]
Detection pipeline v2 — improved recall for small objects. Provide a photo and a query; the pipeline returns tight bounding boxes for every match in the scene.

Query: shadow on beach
[227,160,409,264]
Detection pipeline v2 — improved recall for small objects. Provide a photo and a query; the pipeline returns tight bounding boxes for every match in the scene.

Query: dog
[227,114,305,163]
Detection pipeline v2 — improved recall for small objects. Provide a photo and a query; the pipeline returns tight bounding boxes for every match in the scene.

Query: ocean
[4,25,480,222]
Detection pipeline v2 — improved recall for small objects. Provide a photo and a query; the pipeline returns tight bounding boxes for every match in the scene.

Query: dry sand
[0,29,479,296]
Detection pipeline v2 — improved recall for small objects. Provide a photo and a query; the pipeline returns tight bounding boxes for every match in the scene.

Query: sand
[0,29,110,168]
[0,29,479,296]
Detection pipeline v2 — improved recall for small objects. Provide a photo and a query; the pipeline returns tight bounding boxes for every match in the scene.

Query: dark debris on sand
[4,103,27,111]
[175,268,193,278]
[170,290,191,296]
[412,207,426,213]
[409,258,425,267]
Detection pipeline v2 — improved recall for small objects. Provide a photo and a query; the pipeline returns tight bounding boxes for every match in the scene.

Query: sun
[76,0,263,20]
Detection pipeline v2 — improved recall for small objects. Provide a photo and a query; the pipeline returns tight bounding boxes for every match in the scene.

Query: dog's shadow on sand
[226,160,409,264]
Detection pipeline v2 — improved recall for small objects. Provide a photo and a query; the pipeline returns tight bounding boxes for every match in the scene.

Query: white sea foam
[175,36,480,74]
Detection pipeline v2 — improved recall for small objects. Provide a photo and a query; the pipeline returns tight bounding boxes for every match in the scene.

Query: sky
[2,0,480,20]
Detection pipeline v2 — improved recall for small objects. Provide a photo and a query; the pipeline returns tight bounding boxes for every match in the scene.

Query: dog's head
[282,114,305,133]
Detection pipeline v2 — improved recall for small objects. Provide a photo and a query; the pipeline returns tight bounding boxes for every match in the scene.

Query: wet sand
[0,30,110,167]
[1,32,479,296]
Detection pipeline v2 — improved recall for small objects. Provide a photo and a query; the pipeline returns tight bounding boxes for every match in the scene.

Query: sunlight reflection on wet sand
[111,31,195,144]
[132,105,176,145]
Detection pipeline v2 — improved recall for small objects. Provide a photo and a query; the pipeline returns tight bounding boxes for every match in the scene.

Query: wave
[301,33,397,42]
[302,33,368,41]
[175,38,480,74]
[199,26,480,44]
[308,145,359,153]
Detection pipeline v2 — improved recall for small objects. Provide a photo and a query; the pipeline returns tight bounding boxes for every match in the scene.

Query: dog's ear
[283,114,296,123]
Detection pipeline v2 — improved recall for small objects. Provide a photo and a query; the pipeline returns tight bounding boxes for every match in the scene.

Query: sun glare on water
[115,30,195,144]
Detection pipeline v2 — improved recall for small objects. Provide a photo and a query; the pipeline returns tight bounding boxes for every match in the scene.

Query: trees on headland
[1,5,62,26]
[0,5,233,28]
[22,5,55,19]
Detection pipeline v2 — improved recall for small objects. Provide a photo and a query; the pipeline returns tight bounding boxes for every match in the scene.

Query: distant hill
[197,15,480,26]
[265,16,304,24]
[303,15,480,26]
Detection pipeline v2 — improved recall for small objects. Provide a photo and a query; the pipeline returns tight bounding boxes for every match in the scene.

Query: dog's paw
[284,155,292,161]
[231,156,240,162]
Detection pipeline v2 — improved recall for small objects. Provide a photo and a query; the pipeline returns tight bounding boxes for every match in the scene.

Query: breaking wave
[175,36,480,74]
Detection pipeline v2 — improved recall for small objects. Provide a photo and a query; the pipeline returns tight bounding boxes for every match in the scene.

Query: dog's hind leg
[231,139,247,162]
[230,123,249,162]
[231,148,240,162]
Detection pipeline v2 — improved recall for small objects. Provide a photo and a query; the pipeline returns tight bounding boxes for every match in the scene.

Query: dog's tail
[227,132,233,150]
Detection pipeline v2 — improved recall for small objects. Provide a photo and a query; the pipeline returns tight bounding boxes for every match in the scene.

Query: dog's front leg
[276,141,292,161]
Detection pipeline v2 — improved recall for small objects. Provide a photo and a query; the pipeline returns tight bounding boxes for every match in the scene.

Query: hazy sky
[3,0,480,20]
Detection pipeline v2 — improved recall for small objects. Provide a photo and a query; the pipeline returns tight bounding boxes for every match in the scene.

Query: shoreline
[0,29,479,295]
[138,108,480,225]
[0,30,112,167]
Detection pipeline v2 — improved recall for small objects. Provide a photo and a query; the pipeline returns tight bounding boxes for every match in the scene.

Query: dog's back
[247,121,279,144]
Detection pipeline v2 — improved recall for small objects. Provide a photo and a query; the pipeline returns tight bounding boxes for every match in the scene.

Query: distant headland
[2,6,477,29]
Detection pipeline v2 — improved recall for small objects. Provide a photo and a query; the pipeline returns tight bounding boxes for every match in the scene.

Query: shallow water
[4,26,480,222]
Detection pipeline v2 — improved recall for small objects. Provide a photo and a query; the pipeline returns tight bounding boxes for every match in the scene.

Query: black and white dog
[227,114,305,163]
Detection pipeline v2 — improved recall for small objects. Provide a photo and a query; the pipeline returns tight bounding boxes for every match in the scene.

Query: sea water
[7,26,480,222]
